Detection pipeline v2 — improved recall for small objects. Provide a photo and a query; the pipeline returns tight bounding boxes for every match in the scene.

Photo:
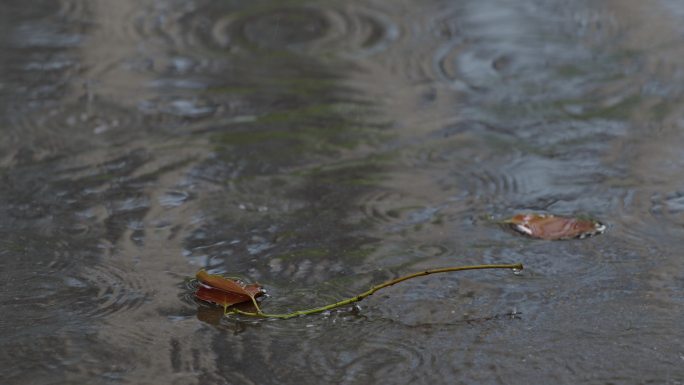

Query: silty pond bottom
[1,0,684,384]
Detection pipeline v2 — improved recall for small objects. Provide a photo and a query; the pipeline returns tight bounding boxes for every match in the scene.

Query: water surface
[1,0,684,384]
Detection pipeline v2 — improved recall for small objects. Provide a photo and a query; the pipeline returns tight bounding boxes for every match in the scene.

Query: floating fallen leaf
[196,269,262,297]
[195,269,263,310]
[504,213,605,240]
[193,263,522,320]
[195,285,254,308]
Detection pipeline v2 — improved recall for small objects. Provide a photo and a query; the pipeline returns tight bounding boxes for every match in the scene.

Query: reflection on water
[1,0,684,383]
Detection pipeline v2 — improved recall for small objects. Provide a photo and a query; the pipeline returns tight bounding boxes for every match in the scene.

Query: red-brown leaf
[196,269,258,297]
[505,213,605,240]
[194,269,264,308]
[195,285,252,308]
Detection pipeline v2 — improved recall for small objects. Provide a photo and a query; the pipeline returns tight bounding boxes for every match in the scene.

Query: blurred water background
[1,0,684,384]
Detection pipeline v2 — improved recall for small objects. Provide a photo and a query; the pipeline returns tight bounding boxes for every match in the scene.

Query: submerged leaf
[504,213,605,240]
[195,269,264,309]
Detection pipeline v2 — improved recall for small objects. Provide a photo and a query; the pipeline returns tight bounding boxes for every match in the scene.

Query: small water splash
[209,4,399,58]
[6,100,146,159]
[78,263,154,319]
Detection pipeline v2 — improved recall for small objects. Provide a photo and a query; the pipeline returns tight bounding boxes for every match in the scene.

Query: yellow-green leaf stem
[229,263,523,319]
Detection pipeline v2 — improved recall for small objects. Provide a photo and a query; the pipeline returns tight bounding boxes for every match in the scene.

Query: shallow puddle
[1,0,684,384]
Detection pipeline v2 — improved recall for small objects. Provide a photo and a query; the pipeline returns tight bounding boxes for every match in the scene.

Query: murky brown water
[2,0,684,384]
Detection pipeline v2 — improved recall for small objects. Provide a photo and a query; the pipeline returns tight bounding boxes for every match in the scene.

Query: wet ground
[1,0,684,384]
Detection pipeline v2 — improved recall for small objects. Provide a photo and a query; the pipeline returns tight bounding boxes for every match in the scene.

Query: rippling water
[2,0,684,383]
